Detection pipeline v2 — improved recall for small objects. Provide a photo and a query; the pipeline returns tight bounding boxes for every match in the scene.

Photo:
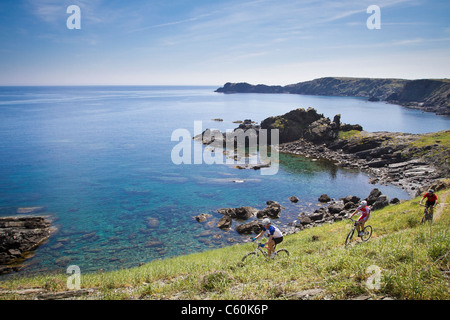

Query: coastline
[277,133,446,198]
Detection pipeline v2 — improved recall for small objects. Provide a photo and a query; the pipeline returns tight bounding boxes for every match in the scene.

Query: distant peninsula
[215,77,450,116]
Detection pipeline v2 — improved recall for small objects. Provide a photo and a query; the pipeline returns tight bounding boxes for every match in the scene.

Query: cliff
[216,77,450,115]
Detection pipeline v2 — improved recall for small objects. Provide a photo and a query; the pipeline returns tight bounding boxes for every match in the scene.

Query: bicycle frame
[241,240,289,263]
[419,203,434,223]
[345,218,372,246]
[251,241,272,257]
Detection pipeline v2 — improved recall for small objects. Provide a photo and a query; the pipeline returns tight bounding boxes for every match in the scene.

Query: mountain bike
[419,203,434,224]
[345,218,372,247]
[241,240,289,262]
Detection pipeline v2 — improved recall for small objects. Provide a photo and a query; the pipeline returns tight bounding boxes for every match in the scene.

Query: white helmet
[361,200,368,206]
[262,218,271,226]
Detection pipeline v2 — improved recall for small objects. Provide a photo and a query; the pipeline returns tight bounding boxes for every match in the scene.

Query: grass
[1,189,449,300]
[338,130,362,140]
[410,131,450,149]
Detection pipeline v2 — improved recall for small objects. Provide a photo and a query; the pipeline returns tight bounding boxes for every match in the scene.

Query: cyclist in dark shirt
[420,189,438,215]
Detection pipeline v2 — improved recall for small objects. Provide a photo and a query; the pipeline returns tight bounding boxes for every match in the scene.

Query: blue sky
[0,0,449,85]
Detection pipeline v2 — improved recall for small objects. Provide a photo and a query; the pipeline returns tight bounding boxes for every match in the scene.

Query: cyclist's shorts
[273,237,283,245]
[358,214,370,223]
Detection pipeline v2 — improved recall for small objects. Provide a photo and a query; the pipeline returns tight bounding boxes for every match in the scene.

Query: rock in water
[318,194,331,203]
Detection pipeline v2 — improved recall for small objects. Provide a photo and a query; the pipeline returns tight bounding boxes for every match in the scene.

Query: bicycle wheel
[425,212,433,225]
[345,228,355,247]
[275,249,289,258]
[241,252,257,263]
[421,208,428,224]
[361,225,373,241]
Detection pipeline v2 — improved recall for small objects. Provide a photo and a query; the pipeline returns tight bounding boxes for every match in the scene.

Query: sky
[0,0,449,86]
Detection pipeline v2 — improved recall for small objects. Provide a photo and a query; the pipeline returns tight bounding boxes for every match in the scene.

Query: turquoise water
[0,86,448,276]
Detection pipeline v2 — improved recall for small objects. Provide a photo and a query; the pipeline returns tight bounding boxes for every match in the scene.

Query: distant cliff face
[386,79,450,115]
[284,77,408,100]
[216,77,450,116]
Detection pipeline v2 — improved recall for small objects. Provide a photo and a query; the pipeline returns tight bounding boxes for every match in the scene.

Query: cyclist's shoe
[358,232,363,237]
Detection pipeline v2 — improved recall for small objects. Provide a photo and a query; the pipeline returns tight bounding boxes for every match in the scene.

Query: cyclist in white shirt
[252,218,283,259]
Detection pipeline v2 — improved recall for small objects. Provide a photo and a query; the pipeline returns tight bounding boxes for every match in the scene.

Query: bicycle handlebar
[250,238,266,247]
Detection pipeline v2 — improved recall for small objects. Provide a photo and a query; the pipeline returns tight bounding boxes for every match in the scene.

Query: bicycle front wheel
[345,228,355,247]
[361,225,373,241]
[241,252,257,263]
[275,249,289,258]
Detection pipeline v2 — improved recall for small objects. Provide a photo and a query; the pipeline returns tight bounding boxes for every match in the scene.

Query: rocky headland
[216,77,450,116]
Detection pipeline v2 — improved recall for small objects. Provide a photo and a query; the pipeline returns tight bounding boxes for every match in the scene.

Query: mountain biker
[252,218,283,259]
[348,200,371,237]
[420,189,438,215]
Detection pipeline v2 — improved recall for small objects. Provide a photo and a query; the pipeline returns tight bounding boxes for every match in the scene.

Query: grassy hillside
[1,187,449,300]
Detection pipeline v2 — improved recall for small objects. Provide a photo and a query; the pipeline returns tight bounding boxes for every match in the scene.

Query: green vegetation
[1,188,449,300]
[338,130,362,140]
[405,130,450,172]
[410,130,450,151]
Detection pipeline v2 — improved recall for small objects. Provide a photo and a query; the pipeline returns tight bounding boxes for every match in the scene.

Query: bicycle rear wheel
[361,225,373,241]
[275,249,289,258]
[241,252,257,263]
[345,228,355,247]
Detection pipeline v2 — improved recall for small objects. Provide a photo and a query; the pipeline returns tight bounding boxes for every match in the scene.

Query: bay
[0,86,448,276]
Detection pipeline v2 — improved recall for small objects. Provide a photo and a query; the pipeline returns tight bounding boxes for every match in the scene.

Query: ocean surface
[1,86,449,277]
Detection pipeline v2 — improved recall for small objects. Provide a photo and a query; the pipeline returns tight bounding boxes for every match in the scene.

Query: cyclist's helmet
[361,200,368,206]
[428,189,434,194]
[262,218,271,226]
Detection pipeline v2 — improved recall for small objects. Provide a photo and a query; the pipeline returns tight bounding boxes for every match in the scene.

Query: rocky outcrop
[256,202,282,219]
[217,206,258,220]
[260,108,361,145]
[0,216,52,275]
[216,77,450,115]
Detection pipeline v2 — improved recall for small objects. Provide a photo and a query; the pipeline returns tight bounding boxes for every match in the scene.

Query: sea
[1,86,449,277]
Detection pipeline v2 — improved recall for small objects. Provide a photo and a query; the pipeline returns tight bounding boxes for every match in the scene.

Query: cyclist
[348,200,371,237]
[252,218,283,259]
[420,189,438,215]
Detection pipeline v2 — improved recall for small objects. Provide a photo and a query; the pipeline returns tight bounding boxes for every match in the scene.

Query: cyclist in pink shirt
[349,200,371,237]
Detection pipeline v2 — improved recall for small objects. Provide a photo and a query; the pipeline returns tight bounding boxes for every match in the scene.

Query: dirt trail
[433,190,449,222]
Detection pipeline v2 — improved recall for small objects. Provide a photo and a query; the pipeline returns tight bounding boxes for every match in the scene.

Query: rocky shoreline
[278,133,444,198]
[194,107,448,240]
[0,216,53,275]
[195,107,447,197]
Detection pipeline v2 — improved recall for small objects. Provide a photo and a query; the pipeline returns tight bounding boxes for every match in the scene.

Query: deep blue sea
[1,86,449,277]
